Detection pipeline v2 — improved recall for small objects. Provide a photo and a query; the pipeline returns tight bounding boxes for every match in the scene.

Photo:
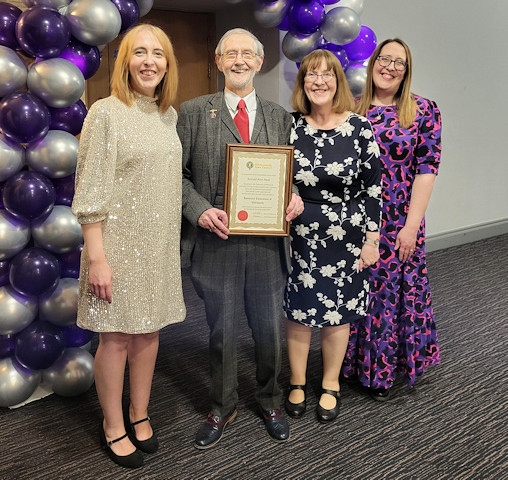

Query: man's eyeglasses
[377,55,407,71]
[221,50,258,61]
[305,72,336,82]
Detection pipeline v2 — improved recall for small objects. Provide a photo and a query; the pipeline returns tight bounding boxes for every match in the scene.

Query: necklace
[375,106,383,121]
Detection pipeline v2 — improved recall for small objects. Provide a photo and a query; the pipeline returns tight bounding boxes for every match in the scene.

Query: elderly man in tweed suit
[177,28,303,449]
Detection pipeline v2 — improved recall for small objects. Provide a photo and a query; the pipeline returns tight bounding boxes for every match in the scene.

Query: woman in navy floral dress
[342,38,442,401]
[284,50,382,422]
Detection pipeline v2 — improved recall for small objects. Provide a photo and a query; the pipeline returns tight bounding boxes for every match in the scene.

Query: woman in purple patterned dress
[342,38,442,401]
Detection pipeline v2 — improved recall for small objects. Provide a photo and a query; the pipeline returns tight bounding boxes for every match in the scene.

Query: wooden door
[85,10,217,111]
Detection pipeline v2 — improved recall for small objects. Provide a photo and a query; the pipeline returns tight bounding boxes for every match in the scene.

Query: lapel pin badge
[209,109,217,119]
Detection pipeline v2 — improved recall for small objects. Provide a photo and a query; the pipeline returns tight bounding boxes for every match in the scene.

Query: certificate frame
[224,144,294,236]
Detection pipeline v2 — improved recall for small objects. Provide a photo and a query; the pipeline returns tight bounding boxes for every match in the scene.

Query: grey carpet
[1,234,507,480]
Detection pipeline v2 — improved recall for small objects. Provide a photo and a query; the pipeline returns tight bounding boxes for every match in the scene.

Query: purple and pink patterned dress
[342,95,442,389]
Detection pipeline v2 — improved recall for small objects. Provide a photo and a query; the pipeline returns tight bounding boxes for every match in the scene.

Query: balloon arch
[0,0,154,408]
[253,0,376,96]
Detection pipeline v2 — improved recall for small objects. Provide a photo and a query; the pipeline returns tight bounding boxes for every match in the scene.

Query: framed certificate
[224,144,294,236]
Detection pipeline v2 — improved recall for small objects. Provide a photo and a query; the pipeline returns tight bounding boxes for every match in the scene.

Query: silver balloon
[42,347,94,397]
[65,0,122,46]
[136,0,153,17]
[26,130,78,179]
[320,6,361,45]
[39,277,78,327]
[0,286,37,335]
[345,62,367,97]
[0,211,31,261]
[0,46,28,98]
[0,134,25,183]
[27,58,85,109]
[282,30,322,63]
[333,0,364,15]
[31,205,83,254]
[0,356,41,407]
[254,0,289,28]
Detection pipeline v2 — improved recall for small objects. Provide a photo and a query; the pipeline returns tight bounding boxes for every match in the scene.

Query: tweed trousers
[190,231,286,415]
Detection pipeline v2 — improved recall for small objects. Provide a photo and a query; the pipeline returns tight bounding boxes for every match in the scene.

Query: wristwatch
[365,238,380,246]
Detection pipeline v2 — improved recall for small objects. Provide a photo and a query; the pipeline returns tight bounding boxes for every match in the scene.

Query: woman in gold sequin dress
[71,24,185,469]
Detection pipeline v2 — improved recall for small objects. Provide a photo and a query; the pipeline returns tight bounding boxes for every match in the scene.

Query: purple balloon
[48,100,87,136]
[52,173,75,207]
[54,244,82,279]
[0,259,9,286]
[110,0,140,33]
[277,14,290,31]
[58,37,100,79]
[61,324,94,348]
[15,6,71,59]
[2,170,56,221]
[9,247,60,297]
[322,42,350,70]
[342,25,377,62]
[0,92,51,144]
[288,0,325,34]
[0,2,22,50]
[15,320,65,370]
[0,333,16,358]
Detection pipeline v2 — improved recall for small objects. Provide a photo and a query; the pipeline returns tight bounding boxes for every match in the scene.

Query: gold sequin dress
[72,95,186,334]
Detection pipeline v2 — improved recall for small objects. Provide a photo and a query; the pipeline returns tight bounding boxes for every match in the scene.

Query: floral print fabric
[284,113,382,327]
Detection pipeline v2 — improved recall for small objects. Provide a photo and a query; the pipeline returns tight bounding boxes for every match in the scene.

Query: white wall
[217,0,508,250]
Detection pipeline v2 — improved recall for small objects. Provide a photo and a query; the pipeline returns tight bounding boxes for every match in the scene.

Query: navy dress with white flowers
[284,113,382,328]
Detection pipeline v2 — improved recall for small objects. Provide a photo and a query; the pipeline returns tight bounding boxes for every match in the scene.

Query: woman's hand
[88,259,113,303]
[358,243,380,271]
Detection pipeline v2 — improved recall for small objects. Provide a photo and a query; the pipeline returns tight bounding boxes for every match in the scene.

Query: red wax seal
[237,210,248,221]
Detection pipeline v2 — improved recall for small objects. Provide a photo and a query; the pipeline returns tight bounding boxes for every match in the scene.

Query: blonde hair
[355,38,416,128]
[111,24,178,114]
[291,49,355,115]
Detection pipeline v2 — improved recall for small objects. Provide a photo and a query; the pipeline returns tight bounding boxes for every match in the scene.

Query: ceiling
[152,0,250,12]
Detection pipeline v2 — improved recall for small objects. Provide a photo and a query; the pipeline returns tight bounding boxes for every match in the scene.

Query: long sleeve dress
[72,95,186,334]
[284,112,382,327]
[342,95,442,388]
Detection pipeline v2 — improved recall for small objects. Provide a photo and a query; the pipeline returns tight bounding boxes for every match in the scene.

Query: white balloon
[254,0,289,28]
[65,0,122,46]
[0,134,25,183]
[26,130,79,179]
[282,30,322,63]
[345,62,367,97]
[136,0,153,17]
[31,205,83,254]
[0,210,31,261]
[0,357,41,408]
[39,277,78,327]
[320,6,361,45]
[0,286,37,335]
[27,58,85,109]
[0,46,28,98]
[42,348,94,397]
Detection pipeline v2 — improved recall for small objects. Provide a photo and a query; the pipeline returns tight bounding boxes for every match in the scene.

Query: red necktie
[234,99,250,144]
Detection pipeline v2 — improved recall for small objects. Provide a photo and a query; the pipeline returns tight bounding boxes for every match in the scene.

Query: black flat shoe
[285,384,307,418]
[125,415,159,454]
[316,389,341,423]
[99,423,143,469]
[369,388,391,402]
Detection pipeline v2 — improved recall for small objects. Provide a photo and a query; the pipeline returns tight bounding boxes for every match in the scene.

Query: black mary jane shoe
[369,388,391,402]
[99,423,144,469]
[285,384,307,418]
[125,415,159,454]
[316,389,341,423]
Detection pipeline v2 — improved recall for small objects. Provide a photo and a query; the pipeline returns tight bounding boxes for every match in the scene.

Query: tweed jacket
[177,91,293,270]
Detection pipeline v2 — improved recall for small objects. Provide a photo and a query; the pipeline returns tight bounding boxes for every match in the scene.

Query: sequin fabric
[72,95,186,333]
